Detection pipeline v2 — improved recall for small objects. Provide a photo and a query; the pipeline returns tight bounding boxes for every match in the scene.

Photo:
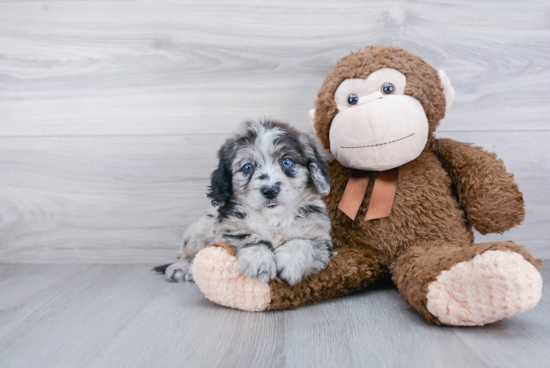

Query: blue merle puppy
[156,120,334,286]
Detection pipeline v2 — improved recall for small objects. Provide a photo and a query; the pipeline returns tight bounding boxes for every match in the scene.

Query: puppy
[155,120,334,286]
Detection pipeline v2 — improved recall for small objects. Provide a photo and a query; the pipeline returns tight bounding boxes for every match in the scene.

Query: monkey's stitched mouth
[340,133,415,149]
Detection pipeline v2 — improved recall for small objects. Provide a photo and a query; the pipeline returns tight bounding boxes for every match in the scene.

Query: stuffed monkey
[192,46,543,326]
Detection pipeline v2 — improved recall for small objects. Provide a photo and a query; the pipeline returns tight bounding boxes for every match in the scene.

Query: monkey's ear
[207,145,233,207]
[438,70,455,111]
[308,109,316,134]
[300,134,330,195]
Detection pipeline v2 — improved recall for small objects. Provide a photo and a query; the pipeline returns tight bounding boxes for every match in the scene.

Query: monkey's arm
[268,246,383,310]
[432,138,524,234]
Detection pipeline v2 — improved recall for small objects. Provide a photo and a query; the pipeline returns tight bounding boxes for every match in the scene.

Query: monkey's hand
[432,138,524,234]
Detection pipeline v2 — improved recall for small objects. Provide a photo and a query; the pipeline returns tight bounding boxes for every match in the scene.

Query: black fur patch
[300,205,326,215]
[282,165,296,178]
[275,133,303,157]
[238,127,258,147]
[304,135,330,189]
[217,200,247,221]
[223,233,250,240]
[242,239,273,250]
[152,264,171,273]
[242,168,254,189]
[297,205,329,220]
[309,237,334,251]
[233,211,246,219]
[207,139,235,207]
[274,133,307,170]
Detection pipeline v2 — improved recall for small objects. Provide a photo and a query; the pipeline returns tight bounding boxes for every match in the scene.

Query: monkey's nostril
[261,187,279,199]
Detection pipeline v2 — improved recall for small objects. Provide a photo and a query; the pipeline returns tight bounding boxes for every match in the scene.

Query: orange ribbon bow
[338,168,399,221]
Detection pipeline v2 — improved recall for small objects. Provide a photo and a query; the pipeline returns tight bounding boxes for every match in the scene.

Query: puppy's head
[207,120,330,214]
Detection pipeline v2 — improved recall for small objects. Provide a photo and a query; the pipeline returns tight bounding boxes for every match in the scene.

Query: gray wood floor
[0,263,548,368]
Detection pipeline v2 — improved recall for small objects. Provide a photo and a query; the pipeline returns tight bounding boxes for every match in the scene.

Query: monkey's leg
[193,242,384,311]
[392,240,543,326]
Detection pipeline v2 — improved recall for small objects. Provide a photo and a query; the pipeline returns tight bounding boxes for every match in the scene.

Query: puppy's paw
[166,260,193,282]
[237,246,276,283]
[274,246,307,286]
[275,239,332,286]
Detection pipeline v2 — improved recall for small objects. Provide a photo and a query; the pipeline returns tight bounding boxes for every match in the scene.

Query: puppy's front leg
[275,239,334,286]
[224,234,276,283]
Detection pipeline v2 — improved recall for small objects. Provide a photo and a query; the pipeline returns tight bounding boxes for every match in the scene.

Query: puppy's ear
[300,134,330,195]
[207,141,234,207]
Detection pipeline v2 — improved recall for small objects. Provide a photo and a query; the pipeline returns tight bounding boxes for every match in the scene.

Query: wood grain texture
[0,131,548,262]
[0,0,549,136]
[0,0,548,262]
[0,263,548,368]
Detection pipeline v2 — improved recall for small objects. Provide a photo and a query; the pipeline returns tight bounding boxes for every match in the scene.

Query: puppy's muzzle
[261,186,279,199]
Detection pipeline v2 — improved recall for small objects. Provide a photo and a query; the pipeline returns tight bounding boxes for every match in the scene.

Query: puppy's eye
[347,94,358,105]
[242,164,253,173]
[381,82,395,95]
[282,158,293,168]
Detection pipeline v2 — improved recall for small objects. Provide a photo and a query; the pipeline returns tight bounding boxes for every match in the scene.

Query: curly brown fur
[268,247,382,310]
[259,46,540,325]
[432,138,525,234]
[267,151,476,309]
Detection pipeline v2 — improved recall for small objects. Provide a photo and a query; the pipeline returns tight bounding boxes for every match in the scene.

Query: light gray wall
[1,0,548,263]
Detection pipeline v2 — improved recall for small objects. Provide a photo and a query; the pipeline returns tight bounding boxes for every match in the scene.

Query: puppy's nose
[261,186,279,199]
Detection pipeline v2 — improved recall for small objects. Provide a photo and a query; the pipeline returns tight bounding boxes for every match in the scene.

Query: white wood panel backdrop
[0,0,549,263]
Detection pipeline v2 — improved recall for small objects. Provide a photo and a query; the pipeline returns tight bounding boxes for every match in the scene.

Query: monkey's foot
[426,250,543,326]
[193,243,271,311]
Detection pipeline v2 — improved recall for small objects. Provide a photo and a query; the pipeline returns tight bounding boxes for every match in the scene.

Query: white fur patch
[426,250,543,326]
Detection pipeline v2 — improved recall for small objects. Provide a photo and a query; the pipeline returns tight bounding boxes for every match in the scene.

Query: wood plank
[0,264,548,367]
[0,0,549,137]
[281,289,488,368]
[0,264,95,338]
[88,274,285,368]
[0,134,226,263]
[0,265,169,368]
[0,130,548,263]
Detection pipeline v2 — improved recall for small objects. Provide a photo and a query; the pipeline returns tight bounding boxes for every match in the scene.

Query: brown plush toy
[192,46,543,326]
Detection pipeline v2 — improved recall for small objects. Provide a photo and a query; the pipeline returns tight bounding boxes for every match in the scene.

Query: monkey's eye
[347,94,359,105]
[282,158,293,168]
[381,82,395,95]
[242,164,253,173]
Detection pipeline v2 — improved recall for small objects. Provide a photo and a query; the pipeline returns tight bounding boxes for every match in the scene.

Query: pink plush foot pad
[193,246,271,311]
[426,250,543,326]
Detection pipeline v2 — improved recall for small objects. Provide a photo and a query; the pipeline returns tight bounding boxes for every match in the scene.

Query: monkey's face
[329,68,429,171]
[309,46,454,172]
